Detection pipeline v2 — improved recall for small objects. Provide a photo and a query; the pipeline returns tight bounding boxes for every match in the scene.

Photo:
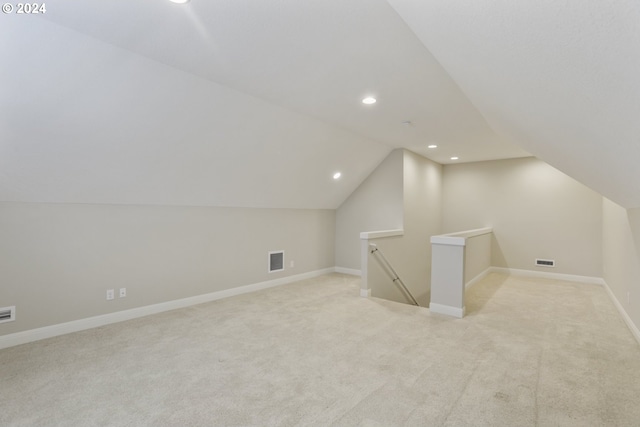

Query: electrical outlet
[106,289,115,300]
[290,260,295,268]
[119,288,127,298]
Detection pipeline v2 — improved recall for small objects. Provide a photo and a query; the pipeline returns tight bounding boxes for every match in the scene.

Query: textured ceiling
[5,1,637,209]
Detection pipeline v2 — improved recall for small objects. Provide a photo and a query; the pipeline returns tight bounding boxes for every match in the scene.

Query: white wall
[464,232,492,285]
[0,202,335,336]
[334,149,404,270]
[397,150,442,305]
[602,199,640,335]
[360,150,442,307]
[442,157,603,277]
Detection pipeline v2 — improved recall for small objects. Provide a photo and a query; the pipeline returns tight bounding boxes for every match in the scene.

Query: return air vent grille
[268,251,284,273]
[0,306,15,324]
[536,259,555,267]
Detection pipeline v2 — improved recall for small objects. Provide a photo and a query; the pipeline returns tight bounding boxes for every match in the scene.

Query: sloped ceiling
[387,0,640,209]
[5,1,639,209]
[1,18,391,209]
[0,0,528,209]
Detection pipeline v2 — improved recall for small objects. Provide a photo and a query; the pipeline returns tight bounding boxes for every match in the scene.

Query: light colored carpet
[1,273,639,426]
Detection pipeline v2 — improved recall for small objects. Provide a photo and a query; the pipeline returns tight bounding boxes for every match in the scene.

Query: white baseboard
[429,302,465,319]
[489,267,605,285]
[0,267,335,350]
[360,288,372,298]
[601,280,640,346]
[465,267,491,290]
[488,267,639,345]
[334,266,361,276]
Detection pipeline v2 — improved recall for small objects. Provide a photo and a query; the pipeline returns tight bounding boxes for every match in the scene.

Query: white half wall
[429,228,492,317]
[464,231,492,285]
[0,202,335,336]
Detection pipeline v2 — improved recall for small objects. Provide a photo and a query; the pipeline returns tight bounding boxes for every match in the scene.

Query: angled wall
[334,149,404,271]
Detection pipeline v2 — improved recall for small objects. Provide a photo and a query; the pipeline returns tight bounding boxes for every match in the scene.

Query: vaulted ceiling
[387,0,640,209]
[1,1,637,209]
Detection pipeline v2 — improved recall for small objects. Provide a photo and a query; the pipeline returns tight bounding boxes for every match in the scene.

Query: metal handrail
[369,243,419,306]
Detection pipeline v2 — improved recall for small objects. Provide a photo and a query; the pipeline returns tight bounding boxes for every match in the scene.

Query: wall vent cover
[536,259,555,267]
[0,306,15,324]
[268,251,284,273]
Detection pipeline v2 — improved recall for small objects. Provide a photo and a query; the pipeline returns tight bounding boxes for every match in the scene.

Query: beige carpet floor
[1,272,639,426]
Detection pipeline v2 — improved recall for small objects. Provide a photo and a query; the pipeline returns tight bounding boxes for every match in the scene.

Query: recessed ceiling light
[362,97,376,105]
[450,156,459,160]
[428,145,437,149]
[333,172,342,180]
[169,0,190,3]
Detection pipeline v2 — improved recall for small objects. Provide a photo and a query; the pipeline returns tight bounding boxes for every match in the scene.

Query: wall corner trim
[601,280,640,346]
[0,267,337,350]
[334,267,362,276]
[465,268,492,290]
[429,302,465,318]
